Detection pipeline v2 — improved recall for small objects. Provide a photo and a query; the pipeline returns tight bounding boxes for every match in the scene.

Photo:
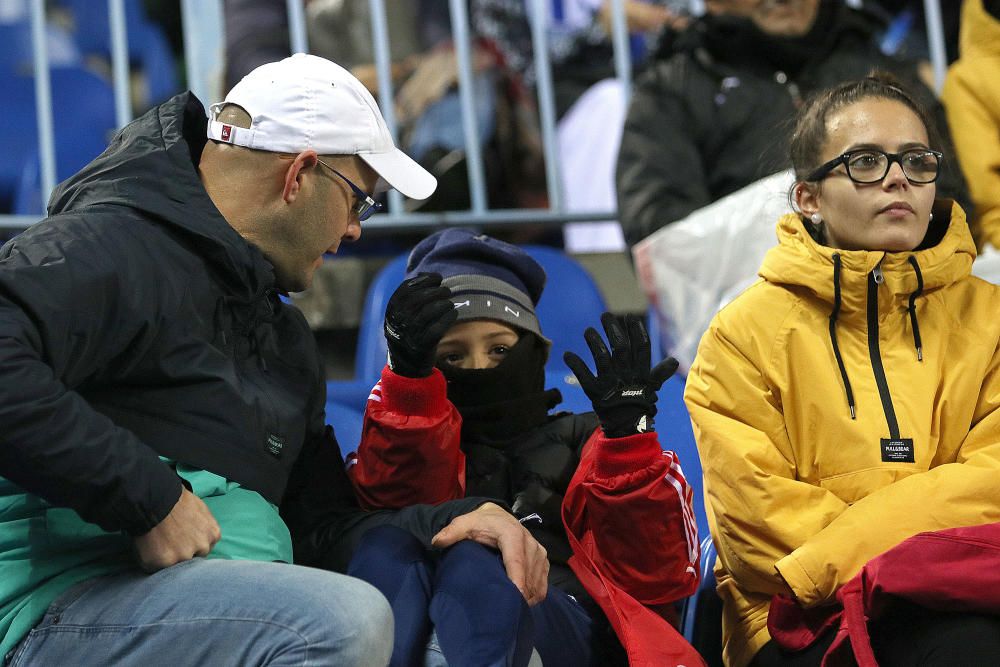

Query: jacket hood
[759,201,976,311]
[960,0,1000,59]
[47,92,275,298]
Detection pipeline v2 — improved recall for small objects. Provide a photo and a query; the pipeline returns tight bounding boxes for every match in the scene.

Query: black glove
[564,312,679,439]
[384,272,458,377]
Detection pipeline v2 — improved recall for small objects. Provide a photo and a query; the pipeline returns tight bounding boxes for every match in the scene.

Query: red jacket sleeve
[562,429,704,666]
[347,366,465,510]
[563,429,700,605]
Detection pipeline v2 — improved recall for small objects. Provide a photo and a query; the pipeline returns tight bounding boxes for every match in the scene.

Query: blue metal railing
[2,0,949,232]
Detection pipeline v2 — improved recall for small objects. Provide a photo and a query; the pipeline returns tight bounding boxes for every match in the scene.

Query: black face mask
[438,333,561,444]
[701,0,837,74]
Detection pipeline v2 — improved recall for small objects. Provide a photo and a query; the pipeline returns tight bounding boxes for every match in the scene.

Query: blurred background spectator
[615,0,970,248]
[943,0,1000,250]
[554,0,691,252]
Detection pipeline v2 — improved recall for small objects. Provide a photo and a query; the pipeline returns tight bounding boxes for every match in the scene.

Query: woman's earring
[810,213,823,226]
[929,212,934,222]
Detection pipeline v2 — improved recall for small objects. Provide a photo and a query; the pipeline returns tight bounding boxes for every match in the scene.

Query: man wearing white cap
[0,54,542,665]
[203,52,436,291]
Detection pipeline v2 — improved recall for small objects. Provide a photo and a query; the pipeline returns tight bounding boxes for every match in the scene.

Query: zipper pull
[873,264,885,284]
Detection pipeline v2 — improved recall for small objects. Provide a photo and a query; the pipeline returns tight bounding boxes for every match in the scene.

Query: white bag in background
[973,245,1000,285]
[558,78,628,253]
[633,170,796,372]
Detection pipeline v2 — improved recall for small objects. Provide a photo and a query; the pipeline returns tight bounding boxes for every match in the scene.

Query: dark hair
[789,72,940,182]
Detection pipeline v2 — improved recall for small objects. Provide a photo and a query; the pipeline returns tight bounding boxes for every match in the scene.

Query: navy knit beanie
[405,229,549,343]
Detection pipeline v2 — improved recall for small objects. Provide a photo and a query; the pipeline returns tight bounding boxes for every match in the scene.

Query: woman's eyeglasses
[806,148,943,185]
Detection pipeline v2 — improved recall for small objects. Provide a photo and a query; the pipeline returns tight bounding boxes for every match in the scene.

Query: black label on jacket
[881,438,915,463]
[265,434,285,458]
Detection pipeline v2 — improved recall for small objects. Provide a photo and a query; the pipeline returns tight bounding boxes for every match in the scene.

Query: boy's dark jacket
[0,92,484,563]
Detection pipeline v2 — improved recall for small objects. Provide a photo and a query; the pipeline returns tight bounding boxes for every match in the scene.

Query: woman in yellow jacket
[685,74,1000,667]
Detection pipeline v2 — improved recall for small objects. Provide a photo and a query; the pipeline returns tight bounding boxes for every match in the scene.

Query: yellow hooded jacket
[943,0,1000,249]
[685,203,1000,667]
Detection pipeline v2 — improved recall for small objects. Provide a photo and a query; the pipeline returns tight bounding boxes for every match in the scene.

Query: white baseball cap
[207,53,436,200]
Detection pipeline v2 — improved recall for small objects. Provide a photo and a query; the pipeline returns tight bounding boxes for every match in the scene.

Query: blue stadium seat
[0,20,82,75]
[647,304,663,364]
[680,537,724,667]
[323,252,408,423]
[649,305,709,542]
[57,0,179,104]
[527,245,608,414]
[58,0,145,58]
[325,244,609,448]
[325,399,365,459]
[1,66,115,213]
[128,22,180,104]
[658,373,708,543]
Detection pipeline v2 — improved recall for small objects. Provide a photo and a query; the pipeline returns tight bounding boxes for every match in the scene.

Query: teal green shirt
[0,462,292,657]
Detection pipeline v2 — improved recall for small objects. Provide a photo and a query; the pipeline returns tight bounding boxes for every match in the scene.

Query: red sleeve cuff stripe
[664,453,699,566]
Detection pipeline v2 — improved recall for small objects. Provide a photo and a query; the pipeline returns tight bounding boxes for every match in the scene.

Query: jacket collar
[759,200,975,312]
[48,92,276,300]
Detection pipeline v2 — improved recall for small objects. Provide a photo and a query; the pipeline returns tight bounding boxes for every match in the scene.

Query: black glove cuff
[387,352,433,378]
[600,409,656,439]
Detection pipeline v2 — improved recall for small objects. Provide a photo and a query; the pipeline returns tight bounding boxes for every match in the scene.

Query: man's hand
[133,488,221,572]
[432,502,549,606]
[396,47,495,124]
[564,312,679,439]
[384,272,458,378]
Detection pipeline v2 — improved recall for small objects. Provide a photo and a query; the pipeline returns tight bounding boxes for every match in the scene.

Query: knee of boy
[436,541,527,609]
[352,524,427,567]
[438,540,506,583]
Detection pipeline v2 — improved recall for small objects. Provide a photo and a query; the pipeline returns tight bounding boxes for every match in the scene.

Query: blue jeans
[348,525,598,667]
[5,558,393,666]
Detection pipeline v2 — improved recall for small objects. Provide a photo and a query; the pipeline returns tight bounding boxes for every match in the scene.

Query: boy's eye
[489,345,510,357]
[439,352,463,366]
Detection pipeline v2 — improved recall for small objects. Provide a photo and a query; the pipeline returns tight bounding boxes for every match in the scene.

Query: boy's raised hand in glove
[384,272,457,378]
[564,313,679,439]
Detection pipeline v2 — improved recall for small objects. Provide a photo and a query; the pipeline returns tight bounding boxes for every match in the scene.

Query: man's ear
[282,150,320,204]
[794,181,821,218]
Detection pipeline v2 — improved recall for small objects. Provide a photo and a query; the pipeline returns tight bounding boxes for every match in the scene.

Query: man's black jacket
[0,92,484,569]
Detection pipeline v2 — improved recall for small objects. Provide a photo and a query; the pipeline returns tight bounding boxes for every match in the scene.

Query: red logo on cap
[221,124,233,142]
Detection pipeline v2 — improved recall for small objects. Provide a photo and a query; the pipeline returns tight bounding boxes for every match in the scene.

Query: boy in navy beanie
[404,229,549,344]
[388,230,557,442]
[344,230,703,667]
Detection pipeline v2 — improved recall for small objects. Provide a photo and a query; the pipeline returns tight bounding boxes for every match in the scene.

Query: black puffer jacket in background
[0,92,486,564]
[616,0,971,247]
